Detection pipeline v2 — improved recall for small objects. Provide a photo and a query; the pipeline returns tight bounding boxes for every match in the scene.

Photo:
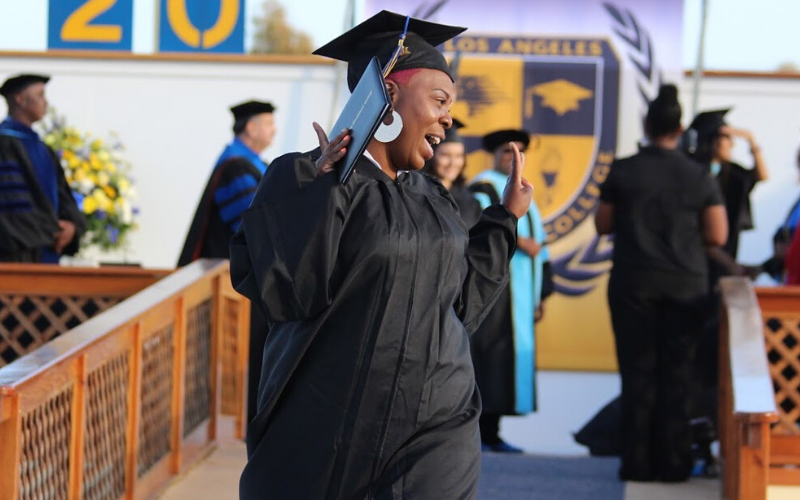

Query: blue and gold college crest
[445,36,620,296]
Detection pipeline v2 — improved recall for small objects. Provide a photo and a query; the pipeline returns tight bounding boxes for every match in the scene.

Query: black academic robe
[178,157,263,266]
[232,151,517,500]
[714,161,758,267]
[450,183,482,229]
[0,134,85,262]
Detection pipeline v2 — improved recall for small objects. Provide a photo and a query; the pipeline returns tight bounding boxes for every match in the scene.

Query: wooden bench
[0,260,249,500]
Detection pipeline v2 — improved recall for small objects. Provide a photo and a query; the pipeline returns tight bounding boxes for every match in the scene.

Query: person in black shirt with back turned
[595,84,728,483]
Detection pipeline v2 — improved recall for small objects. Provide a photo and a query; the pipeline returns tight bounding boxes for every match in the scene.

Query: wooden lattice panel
[184,300,212,437]
[764,313,800,435]
[221,298,240,416]
[0,295,121,367]
[83,353,130,500]
[19,386,73,500]
[137,325,174,478]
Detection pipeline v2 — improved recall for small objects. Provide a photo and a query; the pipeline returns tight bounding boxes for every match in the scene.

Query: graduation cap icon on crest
[530,79,594,116]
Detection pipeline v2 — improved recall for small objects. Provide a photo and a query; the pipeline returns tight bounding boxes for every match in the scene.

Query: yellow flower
[117,178,130,193]
[62,150,74,160]
[68,156,81,169]
[83,196,98,214]
[98,150,110,162]
[97,171,109,187]
[92,189,113,212]
[89,153,101,170]
[74,169,86,182]
[91,139,103,150]
[104,162,116,173]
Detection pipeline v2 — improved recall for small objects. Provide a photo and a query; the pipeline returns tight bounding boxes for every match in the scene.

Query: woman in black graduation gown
[423,118,482,228]
[231,11,533,500]
[685,109,768,474]
[595,85,728,482]
[686,108,768,275]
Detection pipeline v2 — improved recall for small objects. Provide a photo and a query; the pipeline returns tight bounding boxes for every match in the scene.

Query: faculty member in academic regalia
[423,118,482,228]
[469,128,550,454]
[178,99,277,425]
[0,74,85,263]
[178,100,277,265]
[232,11,534,499]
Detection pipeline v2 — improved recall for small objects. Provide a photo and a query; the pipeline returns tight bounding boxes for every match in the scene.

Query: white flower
[79,178,94,194]
[119,198,133,224]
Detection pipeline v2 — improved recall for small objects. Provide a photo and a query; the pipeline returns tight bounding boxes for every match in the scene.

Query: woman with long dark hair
[595,84,728,482]
[422,118,482,227]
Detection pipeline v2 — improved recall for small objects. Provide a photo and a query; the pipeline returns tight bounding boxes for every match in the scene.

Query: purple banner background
[364,0,684,70]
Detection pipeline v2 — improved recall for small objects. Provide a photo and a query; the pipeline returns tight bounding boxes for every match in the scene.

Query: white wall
[1,54,798,270]
[0,55,339,268]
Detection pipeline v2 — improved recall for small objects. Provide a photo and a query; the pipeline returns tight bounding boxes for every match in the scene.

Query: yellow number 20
[61,0,122,43]
[167,0,240,49]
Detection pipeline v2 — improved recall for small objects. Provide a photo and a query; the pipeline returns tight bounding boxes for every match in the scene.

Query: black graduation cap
[313,10,466,92]
[441,117,465,144]
[0,74,50,98]
[688,108,731,138]
[230,100,276,121]
[482,129,531,152]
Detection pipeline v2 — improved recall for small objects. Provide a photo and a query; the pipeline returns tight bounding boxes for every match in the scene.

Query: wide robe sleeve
[230,151,351,323]
[456,203,518,334]
[212,157,263,233]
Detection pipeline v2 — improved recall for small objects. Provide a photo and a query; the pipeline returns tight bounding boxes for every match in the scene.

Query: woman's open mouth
[425,135,442,146]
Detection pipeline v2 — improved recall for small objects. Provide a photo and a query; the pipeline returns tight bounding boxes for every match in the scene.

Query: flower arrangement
[39,109,139,253]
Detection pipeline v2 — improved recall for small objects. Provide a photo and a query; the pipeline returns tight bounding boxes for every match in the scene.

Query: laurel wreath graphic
[603,2,663,109]
[411,0,450,20]
[551,234,615,296]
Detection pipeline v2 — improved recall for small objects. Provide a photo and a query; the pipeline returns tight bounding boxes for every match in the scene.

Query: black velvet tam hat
[0,74,50,98]
[481,129,531,152]
[441,117,465,144]
[313,10,466,92]
[230,100,276,121]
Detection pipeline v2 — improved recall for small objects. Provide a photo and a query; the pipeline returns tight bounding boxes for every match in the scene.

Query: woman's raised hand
[501,142,533,219]
[313,122,350,174]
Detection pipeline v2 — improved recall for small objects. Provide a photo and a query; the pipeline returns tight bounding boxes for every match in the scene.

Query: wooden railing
[756,286,800,485]
[719,277,779,500]
[720,278,800,500]
[0,260,250,500]
[0,264,172,367]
